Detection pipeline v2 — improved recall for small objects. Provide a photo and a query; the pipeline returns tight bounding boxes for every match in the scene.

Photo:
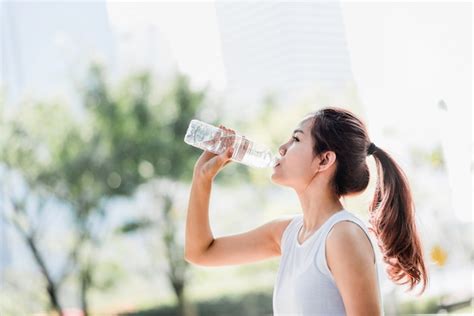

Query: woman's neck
[296,188,344,233]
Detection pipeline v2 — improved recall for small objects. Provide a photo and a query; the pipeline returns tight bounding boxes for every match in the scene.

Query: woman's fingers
[220,125,236,165]
[219,125,236,151]
[194,125,235,180]
[205,146,233,179]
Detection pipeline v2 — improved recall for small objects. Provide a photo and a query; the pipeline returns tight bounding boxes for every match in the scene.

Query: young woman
[185,106,428,315]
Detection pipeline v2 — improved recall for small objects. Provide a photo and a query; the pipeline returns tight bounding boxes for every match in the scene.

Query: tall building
[215,1,353,111]
[0,0,116,283]
[1,1,116,109]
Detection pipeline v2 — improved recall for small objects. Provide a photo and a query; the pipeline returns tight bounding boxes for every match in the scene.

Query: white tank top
[273,209,384,315]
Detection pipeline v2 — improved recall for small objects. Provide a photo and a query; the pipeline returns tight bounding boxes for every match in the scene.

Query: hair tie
[367,142,377,156]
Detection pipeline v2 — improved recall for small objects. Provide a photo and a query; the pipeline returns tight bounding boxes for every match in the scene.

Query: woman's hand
[193,125,236,182]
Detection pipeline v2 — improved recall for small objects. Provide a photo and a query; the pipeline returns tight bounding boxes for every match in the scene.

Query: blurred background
[0,0,472,315]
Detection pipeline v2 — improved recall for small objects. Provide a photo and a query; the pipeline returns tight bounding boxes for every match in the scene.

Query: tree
[83,65,204,316]
[1,63,250,315]
[0,99,81,315]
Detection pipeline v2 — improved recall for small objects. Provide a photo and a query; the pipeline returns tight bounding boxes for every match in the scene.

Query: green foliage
[1,62,215,209]
[410,144,445,170]
[93,261,124,291]
[0,62,227,312]
[81,63,207,186]
[116,218,154,234]
[428,145,444,169]
[398,296,440,314]
[119,291,273,316]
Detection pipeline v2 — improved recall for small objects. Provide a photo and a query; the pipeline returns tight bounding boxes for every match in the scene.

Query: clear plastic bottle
[184,119,279,168]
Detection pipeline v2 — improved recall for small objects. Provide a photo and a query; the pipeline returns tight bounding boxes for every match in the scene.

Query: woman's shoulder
[326,212,376,264]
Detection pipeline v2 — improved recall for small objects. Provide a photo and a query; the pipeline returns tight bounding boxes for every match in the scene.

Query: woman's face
[271,116,319,190]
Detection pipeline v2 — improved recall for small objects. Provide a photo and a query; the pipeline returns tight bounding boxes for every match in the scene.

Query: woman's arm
[185,125,236,259]
[184,175,215,260]
[184,173,294,266]
[184,127,293,266]
[326,221,382,316]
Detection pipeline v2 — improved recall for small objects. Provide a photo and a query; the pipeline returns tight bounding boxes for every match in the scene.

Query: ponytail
[368,146,429,295]
[307,106,429,295]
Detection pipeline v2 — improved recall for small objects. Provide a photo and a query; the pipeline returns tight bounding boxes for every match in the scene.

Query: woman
[185,106,428,315]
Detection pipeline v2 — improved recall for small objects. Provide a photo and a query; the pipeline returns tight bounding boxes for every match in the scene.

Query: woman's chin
[270,173,278,183]
[271,173,283,184]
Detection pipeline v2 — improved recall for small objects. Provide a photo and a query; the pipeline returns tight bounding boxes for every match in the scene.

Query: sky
[106,0,472,222]
[106,1,227,91]
[106,1,472,140]
[1,0,471,220]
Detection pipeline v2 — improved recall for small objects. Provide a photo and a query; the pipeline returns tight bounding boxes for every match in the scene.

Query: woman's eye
[292,136,299,142]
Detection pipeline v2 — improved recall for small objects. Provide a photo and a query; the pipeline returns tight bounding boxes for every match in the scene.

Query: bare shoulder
[325,221,381,314]
[326,220,375,266]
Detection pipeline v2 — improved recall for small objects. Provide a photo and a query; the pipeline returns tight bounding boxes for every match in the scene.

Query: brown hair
[308,106,428,295]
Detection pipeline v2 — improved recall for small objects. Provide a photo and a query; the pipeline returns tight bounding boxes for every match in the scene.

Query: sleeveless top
[272,210,384,315]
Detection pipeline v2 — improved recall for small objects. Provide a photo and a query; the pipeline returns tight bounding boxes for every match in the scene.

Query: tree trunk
[24,235,63,315]
[80,269,91,316]
[173,281,197,316]
[162,195,197,316]
[176,284,186,316]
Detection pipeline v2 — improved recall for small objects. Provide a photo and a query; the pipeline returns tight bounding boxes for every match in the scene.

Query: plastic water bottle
[184,119,279,168]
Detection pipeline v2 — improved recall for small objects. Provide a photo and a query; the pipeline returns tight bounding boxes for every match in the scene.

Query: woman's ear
[317,151,337,171]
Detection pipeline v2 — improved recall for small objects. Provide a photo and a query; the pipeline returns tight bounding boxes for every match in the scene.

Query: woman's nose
[279,144,286,156]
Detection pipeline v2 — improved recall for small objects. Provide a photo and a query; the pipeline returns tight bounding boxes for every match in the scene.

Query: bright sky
[340,2,472,222]
[106,0,472,222]
[106,1,227,91]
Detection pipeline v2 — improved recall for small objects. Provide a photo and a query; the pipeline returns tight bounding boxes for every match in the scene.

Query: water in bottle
[184,119,279,168]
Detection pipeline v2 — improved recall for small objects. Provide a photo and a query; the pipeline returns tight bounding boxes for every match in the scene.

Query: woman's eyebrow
[293,129,304,135]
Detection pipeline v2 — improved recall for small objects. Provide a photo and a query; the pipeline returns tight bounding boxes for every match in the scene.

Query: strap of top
[280,215,302,254]
[315,211,377,282]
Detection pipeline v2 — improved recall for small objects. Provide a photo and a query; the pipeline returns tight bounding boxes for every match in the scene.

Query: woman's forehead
[297,116,314,131]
